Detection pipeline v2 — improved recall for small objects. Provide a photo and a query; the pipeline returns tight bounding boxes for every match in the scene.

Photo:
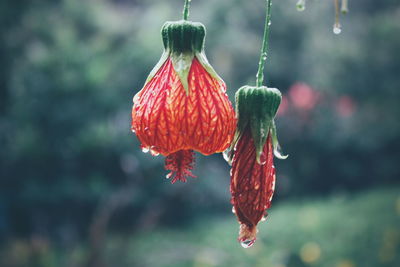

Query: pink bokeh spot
[289,82,319,111]
[336,95,356,117]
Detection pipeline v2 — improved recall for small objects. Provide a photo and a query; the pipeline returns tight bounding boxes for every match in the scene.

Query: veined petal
[230,128,275,246]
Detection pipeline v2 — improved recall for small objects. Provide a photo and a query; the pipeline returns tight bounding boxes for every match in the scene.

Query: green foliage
[2,187,399,267]
[104,187,400,267]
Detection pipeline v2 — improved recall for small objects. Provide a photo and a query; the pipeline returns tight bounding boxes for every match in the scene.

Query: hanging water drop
[261,211,268,222]
[240,238,256,248]
[341,0,348,14]
[150,149,160,156]
[296,0,306,12]
[259,151,267,165]
[232,206,236,214]
[333,23,342,34]
[141,146,150,153]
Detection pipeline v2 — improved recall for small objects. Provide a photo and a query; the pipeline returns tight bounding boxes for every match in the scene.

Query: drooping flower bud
[228,85,286,248]
[132,20,236,183]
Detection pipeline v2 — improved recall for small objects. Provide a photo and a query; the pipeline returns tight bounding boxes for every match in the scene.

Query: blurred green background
[1,0,399,266]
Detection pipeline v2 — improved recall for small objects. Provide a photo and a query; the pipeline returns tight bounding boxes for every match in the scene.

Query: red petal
[230,128,275,241]
[131,57,236,156]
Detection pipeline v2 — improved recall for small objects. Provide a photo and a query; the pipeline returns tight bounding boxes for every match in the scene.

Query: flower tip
[274,146,288,160]
[238,224,257,248]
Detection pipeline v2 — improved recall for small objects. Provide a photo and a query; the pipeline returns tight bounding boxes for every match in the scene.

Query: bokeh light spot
[336,259,356,267]
[336,95,356,117]
[289,82,319,111]
[299,242,321,263]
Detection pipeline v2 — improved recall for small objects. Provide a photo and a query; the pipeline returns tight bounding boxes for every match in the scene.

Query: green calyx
[162,20,205,54]
[144,20,222,95]
[234,85,287,163]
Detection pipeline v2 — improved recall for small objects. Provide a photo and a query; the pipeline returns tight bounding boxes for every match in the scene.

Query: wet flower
[227,86,286,247]
[132,20,236,183]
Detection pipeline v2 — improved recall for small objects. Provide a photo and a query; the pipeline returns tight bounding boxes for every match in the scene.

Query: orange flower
[132,21,235,183]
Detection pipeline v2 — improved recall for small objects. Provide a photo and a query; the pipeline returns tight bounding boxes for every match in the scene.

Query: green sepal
[234,85,283,164]
[271,120,288,159]
[144,51,169,86]
[170,52,194,95]
[142,20,223,96]
[195,52,224,84]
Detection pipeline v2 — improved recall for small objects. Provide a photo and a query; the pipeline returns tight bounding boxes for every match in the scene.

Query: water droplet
[223,149,232,165]
[296,4,305,11]
[232,206,236,214]
[144,127,149,131]
[261,211,268,221]
[268,21,272,26]
[141,146,150,153]
[259,152,267,165]
[296,0,305,11]
[240,239,256,248]
[150,149,160,156]
[333,23,342,34]
[131,128,136,133]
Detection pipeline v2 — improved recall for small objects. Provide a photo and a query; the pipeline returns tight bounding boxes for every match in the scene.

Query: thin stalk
[256,0,273,87]
[183,0,191,21]
[334,0,339,25]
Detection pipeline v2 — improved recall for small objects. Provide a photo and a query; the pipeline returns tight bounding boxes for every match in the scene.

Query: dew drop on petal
[141,146,150,153]
[259,152,267,165]
[223,149,232,165]
[150,149,160,156]
[232,206,236,214]
[261,211,268,222]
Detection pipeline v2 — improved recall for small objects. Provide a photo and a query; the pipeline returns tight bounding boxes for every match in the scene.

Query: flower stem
[183,0,191,21]
[256,0,273,87]
[334,0,339,25]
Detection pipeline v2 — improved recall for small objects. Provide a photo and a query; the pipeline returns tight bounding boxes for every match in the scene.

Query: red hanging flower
[132,21,236,183]
[227,86,286,248]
